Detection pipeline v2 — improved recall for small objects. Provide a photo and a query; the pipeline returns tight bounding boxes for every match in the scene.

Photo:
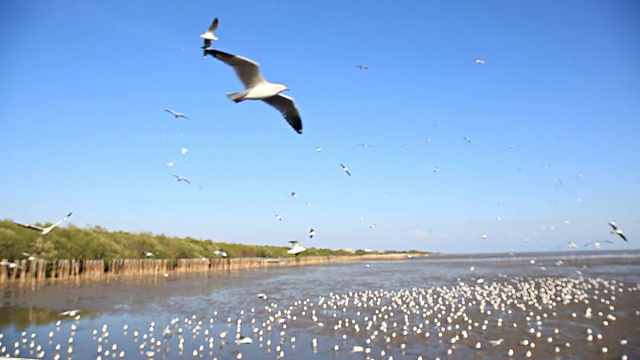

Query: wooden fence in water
[0,254,420,286]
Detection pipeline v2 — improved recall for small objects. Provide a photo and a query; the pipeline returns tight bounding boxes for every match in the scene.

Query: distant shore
[0,253,428,287]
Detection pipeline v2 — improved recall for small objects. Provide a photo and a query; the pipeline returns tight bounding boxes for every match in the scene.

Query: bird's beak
[284,87,290,91]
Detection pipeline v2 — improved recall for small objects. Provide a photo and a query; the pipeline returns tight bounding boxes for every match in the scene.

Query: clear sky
[1,0,639,254]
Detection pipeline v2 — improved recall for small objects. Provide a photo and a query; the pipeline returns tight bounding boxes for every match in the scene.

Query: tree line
[0,219,412,261]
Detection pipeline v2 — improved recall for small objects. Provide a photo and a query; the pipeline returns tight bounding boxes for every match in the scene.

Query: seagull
[205,49,303,134]
[214,249,228,257]
[568,241,578,249]
[358,143,373,148]
[173,174,191,184]
[356,65,369,70]
[475,59,486,64]
[144,251,153,257]
[340,163,351,176]
[200,17,219,50]
[257,293,268,300]
[14,212,73,235]
[165,109,189,119]
[287,240,306,256]
[433,166,440,173]
[369,224,377,229]
[463,137,472,143]
[481,233,488,240]
[22,252,35,261]
[234,336,253,345]
[584,240,615,249]
[289,192,297,198]
[308,228,315,239]
[316,146,323,152]
[608,221,628,242]
[275,214,283,221]
[0,260,21,269]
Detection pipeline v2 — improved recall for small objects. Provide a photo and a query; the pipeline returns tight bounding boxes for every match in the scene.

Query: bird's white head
[275,84,290,93]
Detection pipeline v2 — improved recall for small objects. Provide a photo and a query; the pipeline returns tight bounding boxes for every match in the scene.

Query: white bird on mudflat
[200,18,219,49]
[205,49,303,134]
[608,221,628,242]
[165,109,189,119]
[173,174,191,184]
[14,212,73,235]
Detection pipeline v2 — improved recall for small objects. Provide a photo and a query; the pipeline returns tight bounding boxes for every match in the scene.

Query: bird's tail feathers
[227,92,246,103]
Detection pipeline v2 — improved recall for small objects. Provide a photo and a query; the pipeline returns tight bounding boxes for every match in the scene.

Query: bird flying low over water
[173,174,191,184]
[214,249,228,257]
[584,240,615,248]
[200,17,219,47]
[608,221,628,242]
[340,163,351,176]
[287,240,306,256]
[568,241,578,249]
[165,109,189,119]
[205,49,303,134]
[14,212,73,235]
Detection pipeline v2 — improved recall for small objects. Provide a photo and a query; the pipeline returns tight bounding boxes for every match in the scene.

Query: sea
[1,250,639,359]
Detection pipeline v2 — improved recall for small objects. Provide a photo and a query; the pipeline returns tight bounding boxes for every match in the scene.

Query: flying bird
[200,17,219,48]
[568,241,578,249]
[289,192,297,198]
[340,163,351,176]
[463,137,472,143]
[173,174,191,184]
[608,221,628,242]
[214,249,228,258]
[356,65,369,70]
[205,49,303,134]
[287,240,306,256]
[308,228,315,239]
[275,214,283,221]
[584,240,615,248]
[165,109,189,119]
[14,212,73,235]
[475,59,486,64]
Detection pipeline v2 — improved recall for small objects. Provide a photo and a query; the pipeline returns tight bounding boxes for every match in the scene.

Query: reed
[0,253,427,286]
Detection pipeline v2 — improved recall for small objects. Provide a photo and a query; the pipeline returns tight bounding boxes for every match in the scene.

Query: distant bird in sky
[200,17,219,51]
[205,49,303,134]
[165,109,189,119]
[180,147,188,155]
[14,212,73,235]
[568,241,578,249]
[369,224,377,229]
[608,221,628,242]
[358,143,373,148]
[275,214,283,221]
[166,161,174,167]
[289,192,297,198]
[214,249,228,257]
[316,146,323,152]
[584,240,615,248]
[308,228,315,239]
[481,233,488,240]
[463,137,472,143]
[475,59,486,64]
[356,65,369,70]
[340,163,351,176]
[287,240,306,256]
[173,174,191,184]
[433,166,440,173]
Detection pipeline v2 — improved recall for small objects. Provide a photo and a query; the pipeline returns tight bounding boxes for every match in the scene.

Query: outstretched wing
[205,49,265,89]
[262,94,303,134]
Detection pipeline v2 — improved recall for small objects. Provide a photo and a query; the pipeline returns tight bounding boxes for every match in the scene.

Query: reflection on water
[0,250,639,359]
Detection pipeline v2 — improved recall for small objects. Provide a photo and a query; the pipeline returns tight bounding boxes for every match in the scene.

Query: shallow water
[1,250,639,359]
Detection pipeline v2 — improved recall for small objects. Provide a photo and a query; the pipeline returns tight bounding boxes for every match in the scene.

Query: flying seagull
[308,228,315,239]
[173,174,191,184]
[356,65,369,70]
[165,109,189,119]
[475,59,486,64]
[205,49,303,134]
[200,18,219,48]
[340,163,351,176]
[14,212,73,235]
[287,240,306,256]
[214,249,228,258]
[584,240,615,248]
[275,214,283,221]
[608,221,628,242]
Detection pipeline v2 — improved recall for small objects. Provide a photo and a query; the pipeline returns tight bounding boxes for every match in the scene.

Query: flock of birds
[1,272,637,359]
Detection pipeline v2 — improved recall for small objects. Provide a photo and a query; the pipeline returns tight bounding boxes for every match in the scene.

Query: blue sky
[1,0,639,254]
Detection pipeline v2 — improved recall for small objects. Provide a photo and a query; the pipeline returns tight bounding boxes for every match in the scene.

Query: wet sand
[0,252,639,359]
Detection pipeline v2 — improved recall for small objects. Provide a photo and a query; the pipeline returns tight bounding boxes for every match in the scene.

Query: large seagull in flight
[205,49,303,134]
